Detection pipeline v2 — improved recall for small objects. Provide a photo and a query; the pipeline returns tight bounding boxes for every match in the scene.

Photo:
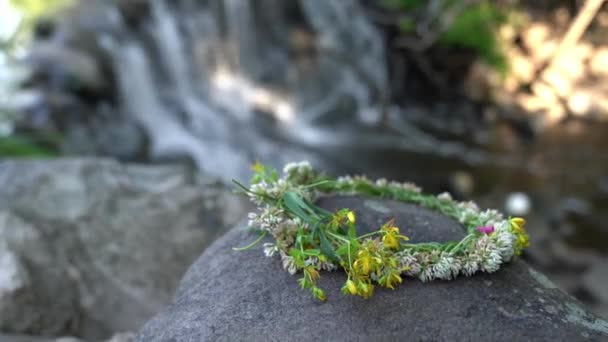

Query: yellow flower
[354,249,381,275]
[357,281,375,299]
[380,220,409,250]
[382,233,399,249]
[510,217,525,231]
[251,161,264,172]
[379,271,403,290]
[347,211,356,224]
[510,217,530,254]
[306,266,320,282]
[342,279,358,295]
[518,234,529,247]
[312,287,326,301]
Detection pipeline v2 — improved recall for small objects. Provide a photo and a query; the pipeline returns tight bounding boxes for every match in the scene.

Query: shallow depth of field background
[1,0,608,319]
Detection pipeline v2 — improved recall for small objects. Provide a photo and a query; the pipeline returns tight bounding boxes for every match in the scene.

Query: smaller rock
[0,159,251,338]
[583,258,608,303]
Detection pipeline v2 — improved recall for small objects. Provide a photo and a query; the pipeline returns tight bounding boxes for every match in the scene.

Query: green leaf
[348,222,357,240]
[282,192,311,221]
[336,243,350,257]
[399,17,416,32]
[304,249,321,256]
[318,231,339,263]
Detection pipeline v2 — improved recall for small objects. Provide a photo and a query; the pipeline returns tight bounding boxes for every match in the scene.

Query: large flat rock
[138,196,608,341]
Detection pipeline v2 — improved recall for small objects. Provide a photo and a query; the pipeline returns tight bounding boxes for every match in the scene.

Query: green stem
[232,231,268,251]
[301,180,331,189]
[357,231,382,240]
[449,234,474,254]
[327,231,350,243]
[348,241,353,270]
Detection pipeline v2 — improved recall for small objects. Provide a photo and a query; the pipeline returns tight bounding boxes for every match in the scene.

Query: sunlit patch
[211,67,296,123]
[212,68,239,91]
[275,101,295,123]
[0,2,23,41]
[249,87,273,109]
[568,91,592,116]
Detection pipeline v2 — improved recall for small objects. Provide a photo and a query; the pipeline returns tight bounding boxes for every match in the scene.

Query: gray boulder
[138,196,608,341]
[0,158,250,339]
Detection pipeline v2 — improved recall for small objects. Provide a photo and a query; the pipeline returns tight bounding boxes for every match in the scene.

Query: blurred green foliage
[440,2,507,71]
[9,0,73,22]
[2,0,73,54]
[0,1,69,158]
[0,134,59,158]
[382,0,510,72]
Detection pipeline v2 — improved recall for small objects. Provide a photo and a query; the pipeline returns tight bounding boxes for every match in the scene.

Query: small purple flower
[476,225,495,234]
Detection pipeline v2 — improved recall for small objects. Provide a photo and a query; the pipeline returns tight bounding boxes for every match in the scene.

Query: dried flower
[476,225,495,234]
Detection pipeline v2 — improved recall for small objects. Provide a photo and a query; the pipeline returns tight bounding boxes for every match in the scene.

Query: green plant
[1,0,73,55]
[383,0,511,72]
[0,134,59,157]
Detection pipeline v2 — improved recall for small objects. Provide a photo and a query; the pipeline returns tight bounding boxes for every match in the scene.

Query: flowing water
[68,0,398,181]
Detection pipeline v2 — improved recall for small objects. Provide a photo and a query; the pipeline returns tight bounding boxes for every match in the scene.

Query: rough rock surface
[0,158,250,339]
[0,332,134,342]
[139,196,608,341]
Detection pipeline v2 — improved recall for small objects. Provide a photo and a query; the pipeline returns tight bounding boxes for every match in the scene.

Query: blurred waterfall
[24,0,444,180]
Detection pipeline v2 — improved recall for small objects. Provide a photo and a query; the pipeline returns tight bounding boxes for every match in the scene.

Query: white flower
[319,262,338,271]
[419,267,435,282]
[437,192,453,202]
[280,251,297,275]
[494,230,515,262]
[389,181,421,193]
[475,235,503,273]
[263,243,278,257]
[283,162,299,175]
[432,254,461,280]
[375,178,388,186]
[478,209,504,226]
[247,212,259,227]
[481,249,502,273]
[336,176,354,185]
[297,160,312,171]
[432,259,452,280]
[399,252,421,277]
[461,257,479,276]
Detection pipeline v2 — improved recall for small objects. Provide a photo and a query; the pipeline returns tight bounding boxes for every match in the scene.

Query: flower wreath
[234,161,529,301]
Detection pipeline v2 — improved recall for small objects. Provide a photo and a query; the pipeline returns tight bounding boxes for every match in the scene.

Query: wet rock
[0,158,250,339]
[26,42,107,96]
[559,197,592,216]
[138,196,608,341]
